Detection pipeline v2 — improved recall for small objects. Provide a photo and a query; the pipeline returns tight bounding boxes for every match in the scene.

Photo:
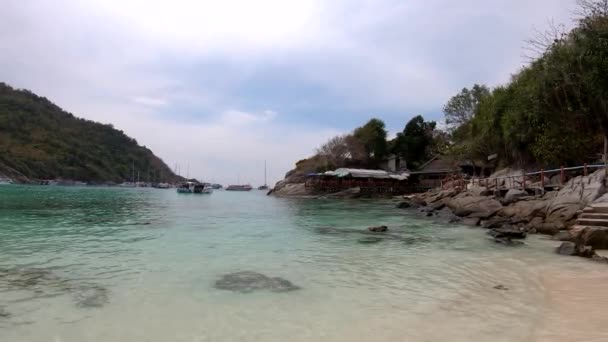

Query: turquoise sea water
[0,185,597,341]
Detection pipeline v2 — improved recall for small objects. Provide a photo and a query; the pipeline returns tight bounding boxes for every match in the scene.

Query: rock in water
[214,271,300,293]
[368,225,388,232]
[357,237,383,244]
[0,307,9,318]
[493,284,509,291]
[492,237,524,246]
[487,225,527,239]
[556,242,577,256]
[72,285,109,308]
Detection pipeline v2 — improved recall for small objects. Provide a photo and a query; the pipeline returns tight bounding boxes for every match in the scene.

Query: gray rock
[488,225,527,239]
[214,271,300,293]
[396,201,412,209]
[556,242,577,256]
[447,196,503,219]
[574,227,608,249]
[368,225,388,232]
[499,200,548,220]
[503,189,528,205]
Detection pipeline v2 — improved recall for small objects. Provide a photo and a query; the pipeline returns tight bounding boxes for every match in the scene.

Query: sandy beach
[533,263,608,341]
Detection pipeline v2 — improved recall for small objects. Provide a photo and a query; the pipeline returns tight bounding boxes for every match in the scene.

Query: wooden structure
[304,168,418,195]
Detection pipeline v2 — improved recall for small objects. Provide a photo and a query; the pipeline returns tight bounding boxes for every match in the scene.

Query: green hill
[0,82,181,184]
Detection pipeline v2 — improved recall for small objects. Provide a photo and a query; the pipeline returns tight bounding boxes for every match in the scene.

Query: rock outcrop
[446,195,502,219]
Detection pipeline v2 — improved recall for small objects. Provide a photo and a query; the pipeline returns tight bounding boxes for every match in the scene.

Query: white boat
[177,182,213,194]
[0,179,12,185]
[226,184,253,191]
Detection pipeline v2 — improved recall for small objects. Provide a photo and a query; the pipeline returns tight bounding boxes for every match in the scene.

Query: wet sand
[533,266,608,342]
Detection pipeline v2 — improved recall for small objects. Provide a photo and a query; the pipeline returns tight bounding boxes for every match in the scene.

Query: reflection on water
[0,185,605,341]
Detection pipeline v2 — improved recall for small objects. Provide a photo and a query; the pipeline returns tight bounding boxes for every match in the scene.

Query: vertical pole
[584,163,588,177]
[522,171,526,190]
[495,178,498,190]
[540,169,544,189]
[560,166,565,186]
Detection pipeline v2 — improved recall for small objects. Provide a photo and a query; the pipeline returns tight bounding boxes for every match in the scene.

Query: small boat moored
[177,182,213,194]
[225,184,253,191]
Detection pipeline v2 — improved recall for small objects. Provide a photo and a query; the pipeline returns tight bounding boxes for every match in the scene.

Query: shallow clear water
[0,185,599,341]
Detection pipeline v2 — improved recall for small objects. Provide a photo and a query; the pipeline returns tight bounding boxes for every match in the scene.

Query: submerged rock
[0,267,110,309]
[368,225,388,232]
[357,237,383,244]
[488,226,527,240]
[0,307,9,318]
[493,284,509,291]
[71,285,109,308]
[214,271,300,293]
[492,237,524,246]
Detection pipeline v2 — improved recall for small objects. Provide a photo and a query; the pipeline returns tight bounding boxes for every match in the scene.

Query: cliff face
[0,82,180,183]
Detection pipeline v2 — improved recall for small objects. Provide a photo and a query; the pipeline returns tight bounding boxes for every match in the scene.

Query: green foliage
[443,84,490,130]
[0,82,180,183]
[353,118,389,165]
[446,1,608,168]
[392,115,437,168]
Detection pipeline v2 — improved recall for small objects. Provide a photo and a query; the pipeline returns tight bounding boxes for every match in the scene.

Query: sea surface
[0,185,603,342]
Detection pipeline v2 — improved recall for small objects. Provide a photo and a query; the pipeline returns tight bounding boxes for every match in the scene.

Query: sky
[0,0,578,185]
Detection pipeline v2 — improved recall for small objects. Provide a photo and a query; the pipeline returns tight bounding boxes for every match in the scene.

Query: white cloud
[132,96,169,107]
[0,0,580,184]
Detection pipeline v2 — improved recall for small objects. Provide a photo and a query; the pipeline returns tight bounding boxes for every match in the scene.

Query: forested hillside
[0,82,180,183]
[444,0,608,168]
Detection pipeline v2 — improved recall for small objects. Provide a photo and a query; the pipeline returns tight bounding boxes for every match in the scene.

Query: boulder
[556,242,577,256]
[574,227,608,249]
[578,245,596,258]
[498,200,547,220]
[270,183,310,197]
[368,225,388,232]
[488,225,527,239]
[396,201,412,209]
[503,189,528,205]
[545,169,607,225]
[446,196,503,219]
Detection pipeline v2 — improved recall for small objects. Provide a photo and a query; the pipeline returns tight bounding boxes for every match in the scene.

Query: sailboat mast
[264,160,267,186]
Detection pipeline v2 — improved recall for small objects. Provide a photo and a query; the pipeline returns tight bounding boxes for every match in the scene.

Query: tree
[316,134,366,168]
[353,118,388,164]
[443,84,490,130]
[392,115,436,168]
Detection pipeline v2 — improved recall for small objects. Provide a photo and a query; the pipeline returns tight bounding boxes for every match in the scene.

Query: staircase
[572,203,608,234]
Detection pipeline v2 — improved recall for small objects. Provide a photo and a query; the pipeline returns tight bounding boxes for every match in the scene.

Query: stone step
[575,218,608,227]
[591,203,608,213]
[579,213,608,220]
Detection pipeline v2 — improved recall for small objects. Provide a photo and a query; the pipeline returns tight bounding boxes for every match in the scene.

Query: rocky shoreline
[403,168,608,263]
